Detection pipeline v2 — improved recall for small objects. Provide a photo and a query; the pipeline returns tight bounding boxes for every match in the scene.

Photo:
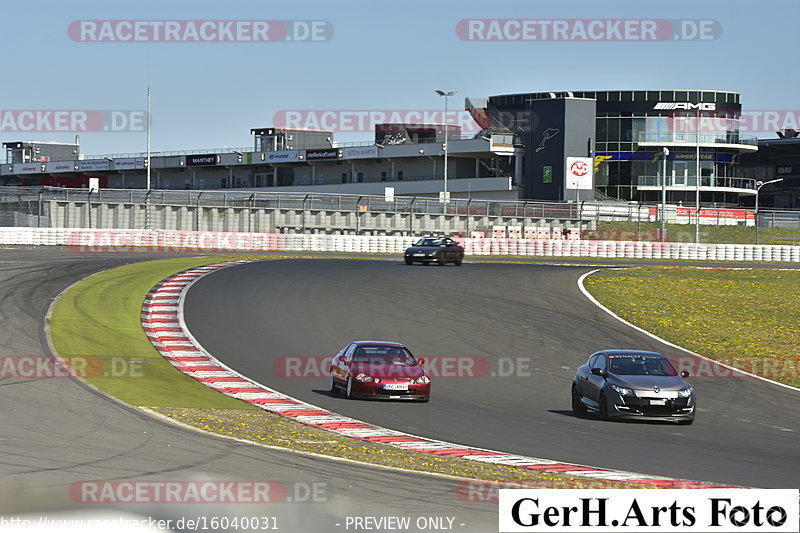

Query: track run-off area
[182,258,800,489]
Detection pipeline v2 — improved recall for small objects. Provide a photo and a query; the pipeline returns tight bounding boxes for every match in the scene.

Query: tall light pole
[755,178,783,244]
[146,85,151,192]
[661,147,669,242]
[695,108,701,244]
[436,89,457,209]
[145,85,152,229]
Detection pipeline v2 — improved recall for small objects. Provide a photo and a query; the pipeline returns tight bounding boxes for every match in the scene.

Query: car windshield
[351,345,417,365]
[415,237,446,247]
[608,355,678,376]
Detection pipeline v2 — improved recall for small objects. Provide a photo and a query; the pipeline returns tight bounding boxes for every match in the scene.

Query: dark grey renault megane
[571,350,695,424]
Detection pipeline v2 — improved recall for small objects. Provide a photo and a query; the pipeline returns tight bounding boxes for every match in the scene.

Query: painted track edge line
[578,269,800,394]
[142,259,745,489]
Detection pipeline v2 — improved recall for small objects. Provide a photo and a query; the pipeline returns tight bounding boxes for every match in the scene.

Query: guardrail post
[466,198,473,233]
[408,197,416,236]
[355,195,363,234]
[87,189,93,229]
[302,194,309,233]
[248,193,255,233]
[195,191,203,231]
[636,204,641,240]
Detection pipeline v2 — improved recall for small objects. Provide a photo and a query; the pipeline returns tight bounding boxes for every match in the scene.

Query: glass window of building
[620,118,633,141]
[606,118,620,141]
[597,118,609,142]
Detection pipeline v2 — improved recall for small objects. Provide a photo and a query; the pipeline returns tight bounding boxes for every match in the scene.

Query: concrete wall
[46,198,590,236]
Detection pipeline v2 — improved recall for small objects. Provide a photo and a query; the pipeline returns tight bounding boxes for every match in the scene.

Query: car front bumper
[351,382,431,400]
[608,395,695,420]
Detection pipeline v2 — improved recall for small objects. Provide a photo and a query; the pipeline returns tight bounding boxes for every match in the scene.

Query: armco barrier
[0,227,799,262]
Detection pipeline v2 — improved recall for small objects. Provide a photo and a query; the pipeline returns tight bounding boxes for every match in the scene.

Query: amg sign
[654,102,717,111]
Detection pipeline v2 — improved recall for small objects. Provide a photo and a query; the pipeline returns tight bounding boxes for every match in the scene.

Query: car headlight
[355,373,374,382]
[416,376,430,384]
[677,386,693,398]
[610,384,634,396]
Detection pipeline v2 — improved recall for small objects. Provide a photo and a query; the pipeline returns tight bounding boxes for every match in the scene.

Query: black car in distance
[404,236,465,266]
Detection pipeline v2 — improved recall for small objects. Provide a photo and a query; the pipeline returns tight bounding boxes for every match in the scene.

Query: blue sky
[1,0,797,156]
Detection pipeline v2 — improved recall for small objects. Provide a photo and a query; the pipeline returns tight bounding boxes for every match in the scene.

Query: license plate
[413,253,425,257]
[383,383,408,391]
[649,399,667,405]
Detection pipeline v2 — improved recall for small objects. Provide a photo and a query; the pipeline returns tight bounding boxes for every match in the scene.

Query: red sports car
[328,341,431,401]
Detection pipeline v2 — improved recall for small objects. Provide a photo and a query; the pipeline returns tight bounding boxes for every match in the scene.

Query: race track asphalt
[0,248,496,531]
[184,258,800,488]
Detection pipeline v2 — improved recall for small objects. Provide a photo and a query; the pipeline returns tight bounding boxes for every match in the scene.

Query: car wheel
[345,377,355,399]
[404,258,413,265]
[599,392,609,421]
[454,259,462,266]
[328,374,338,395]
[437,253,446,266]
[571,385,587,415]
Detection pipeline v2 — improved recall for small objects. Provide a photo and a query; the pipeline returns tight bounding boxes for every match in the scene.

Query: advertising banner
[342,146,378,159]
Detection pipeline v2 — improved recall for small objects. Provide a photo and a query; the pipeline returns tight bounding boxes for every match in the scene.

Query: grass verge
[591,221,800,245]
[584,266,800,388]
[50,256,257,409]
[50,255,634,488]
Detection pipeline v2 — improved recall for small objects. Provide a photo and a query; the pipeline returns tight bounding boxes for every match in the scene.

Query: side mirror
[681,370,690,378]
[418,358,425,366]
[341,357,349,366]
[590,367,606,377]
